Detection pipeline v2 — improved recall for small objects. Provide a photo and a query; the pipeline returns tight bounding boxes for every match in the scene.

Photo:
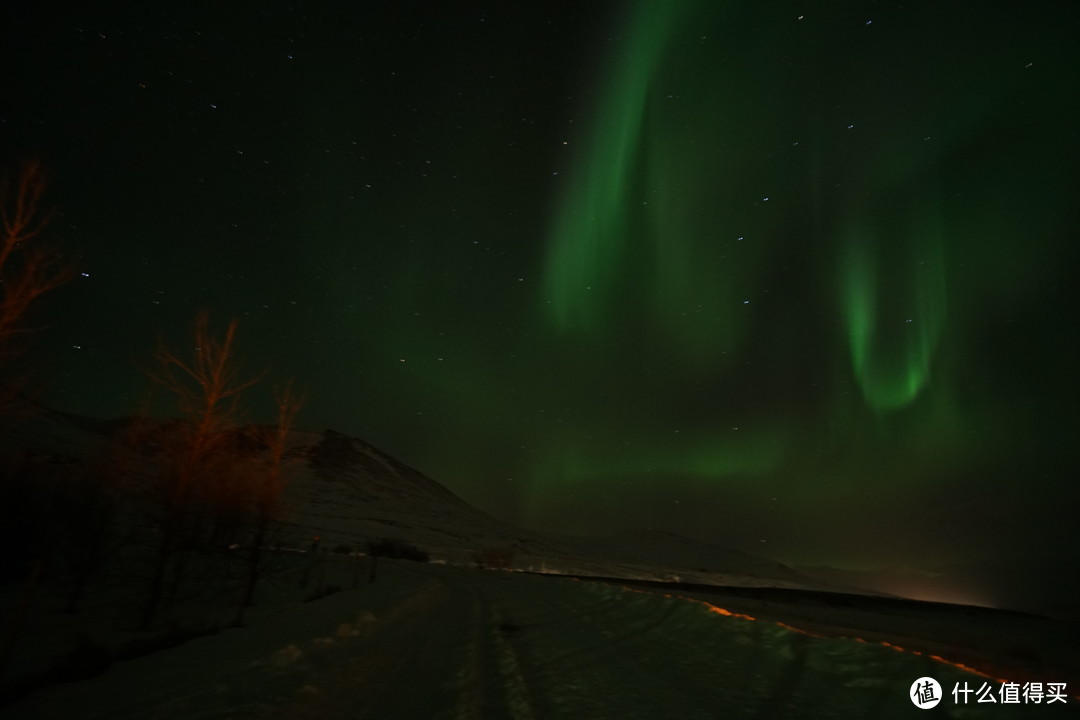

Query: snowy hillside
[266,427,867,593]
[0,406,853,592]
[278,428,582,568]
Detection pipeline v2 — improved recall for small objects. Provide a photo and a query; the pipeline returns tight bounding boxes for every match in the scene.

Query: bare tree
[0,161,74,409]
[137,311,262,629]
[0,162,74,684]
[234,380,304,626]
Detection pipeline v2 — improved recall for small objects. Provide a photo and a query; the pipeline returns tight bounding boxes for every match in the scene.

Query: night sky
[4,2,1079,606]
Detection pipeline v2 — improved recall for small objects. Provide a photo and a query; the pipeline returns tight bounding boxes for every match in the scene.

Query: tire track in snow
[412,566,537,720]
[251,578,459,718]
[247,564,1065,719]
[484,601,537,720]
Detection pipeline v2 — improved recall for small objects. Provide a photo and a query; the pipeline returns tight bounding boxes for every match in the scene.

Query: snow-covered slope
[0,405,853,594]
[566,528,837,589]
[278,428,582,566]
[276,430,873,593]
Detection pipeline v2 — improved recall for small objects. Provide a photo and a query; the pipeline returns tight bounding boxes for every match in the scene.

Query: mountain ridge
[0,404,855,593]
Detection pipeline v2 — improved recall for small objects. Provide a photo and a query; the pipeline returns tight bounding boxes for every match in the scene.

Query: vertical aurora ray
[542,1,686,333]
[542,1,795,369]
[840,193,947,412]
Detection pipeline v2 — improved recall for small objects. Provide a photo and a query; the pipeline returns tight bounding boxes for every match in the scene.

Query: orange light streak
[618,583,1080,700]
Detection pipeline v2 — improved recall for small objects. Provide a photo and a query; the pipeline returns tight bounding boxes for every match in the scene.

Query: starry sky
[3,1,1079,608]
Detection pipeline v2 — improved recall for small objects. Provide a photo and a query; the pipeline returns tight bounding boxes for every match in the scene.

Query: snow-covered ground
[6,560,1078,719]
[2,409,1078,717]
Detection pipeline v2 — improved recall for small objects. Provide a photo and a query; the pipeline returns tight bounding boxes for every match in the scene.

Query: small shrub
[366,538,428,562]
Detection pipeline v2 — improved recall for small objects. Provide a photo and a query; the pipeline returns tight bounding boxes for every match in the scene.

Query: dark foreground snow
[6,561,1078,719]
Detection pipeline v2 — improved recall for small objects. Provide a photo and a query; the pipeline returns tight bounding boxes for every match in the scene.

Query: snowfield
[3,412,1077,718]
[7,560,1076,719]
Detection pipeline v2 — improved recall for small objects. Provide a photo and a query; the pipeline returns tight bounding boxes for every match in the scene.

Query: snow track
[7,562,1077,719]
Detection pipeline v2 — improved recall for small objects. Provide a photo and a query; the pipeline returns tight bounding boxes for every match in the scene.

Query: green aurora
[529,0,1076,558]
[5,1,1077,582]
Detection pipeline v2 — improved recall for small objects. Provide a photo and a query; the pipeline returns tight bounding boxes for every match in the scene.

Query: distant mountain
[584,528,821,585]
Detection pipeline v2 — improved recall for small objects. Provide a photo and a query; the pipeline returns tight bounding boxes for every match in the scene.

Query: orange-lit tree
[0,161,74,410]
[234,380,304,626]
[137,311,262,629]
[0,162,74,684]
